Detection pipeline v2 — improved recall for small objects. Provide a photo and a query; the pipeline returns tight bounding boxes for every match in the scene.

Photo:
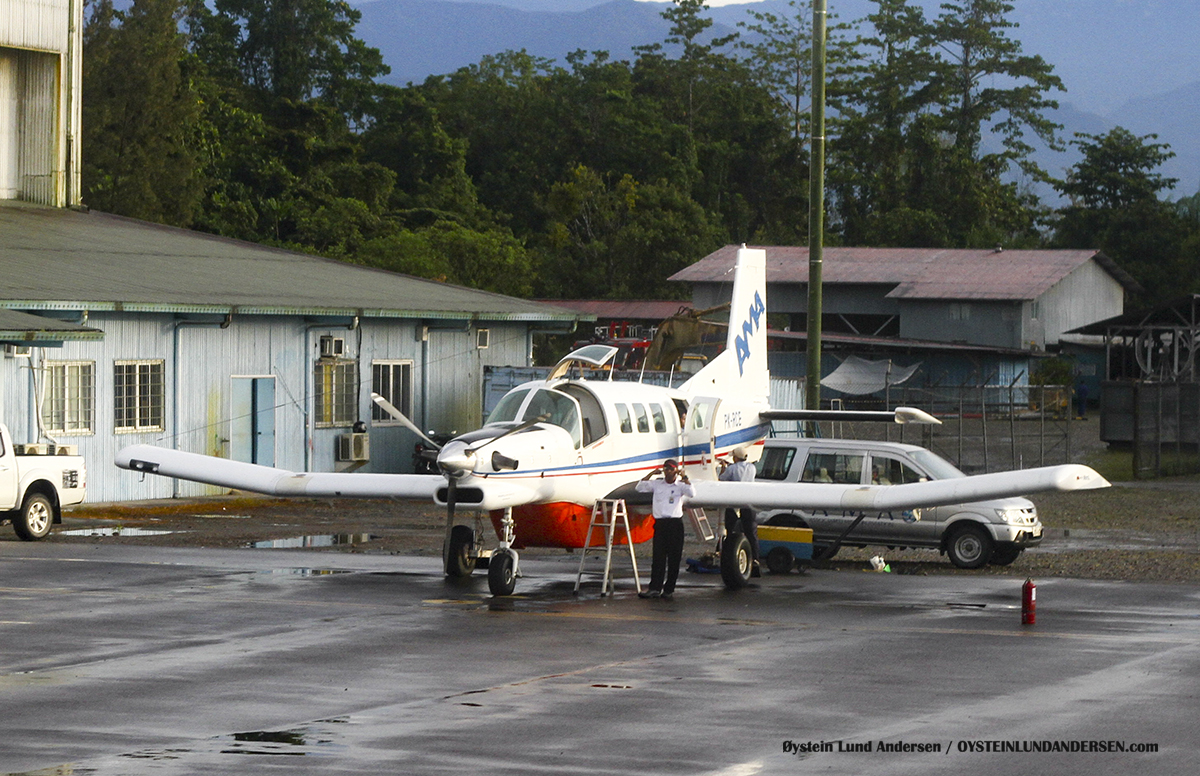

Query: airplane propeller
[436,413,550,477]
[437,412,547,575]
[370,392,444,450]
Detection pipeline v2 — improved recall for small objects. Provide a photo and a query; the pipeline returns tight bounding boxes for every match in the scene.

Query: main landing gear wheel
[720,533,753,590]
[444,525,477,578]
[488,550,517,596]
[765,546,795,574]
[947,524,993,569]
[14,492,53,541]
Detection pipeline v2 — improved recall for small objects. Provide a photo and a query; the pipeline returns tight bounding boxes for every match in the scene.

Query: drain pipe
[173,314,232,497]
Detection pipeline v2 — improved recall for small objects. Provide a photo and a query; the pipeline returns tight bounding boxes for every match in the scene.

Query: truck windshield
[909,449,966,480]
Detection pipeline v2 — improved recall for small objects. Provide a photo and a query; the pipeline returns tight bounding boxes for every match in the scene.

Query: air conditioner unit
[319,335,345,358]
[4,344,31,358]
[15,443,48,455]
[337,432,370,462]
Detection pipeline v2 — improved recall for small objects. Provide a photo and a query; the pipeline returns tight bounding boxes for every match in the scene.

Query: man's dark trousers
[649,517,685,594]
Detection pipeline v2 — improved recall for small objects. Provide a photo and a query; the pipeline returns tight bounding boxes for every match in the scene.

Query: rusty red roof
[538,299,694,320]
[672,246,1138,300]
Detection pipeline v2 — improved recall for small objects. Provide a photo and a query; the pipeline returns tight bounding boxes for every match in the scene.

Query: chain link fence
[773,380,1079,475]
[1126,382,1200,479]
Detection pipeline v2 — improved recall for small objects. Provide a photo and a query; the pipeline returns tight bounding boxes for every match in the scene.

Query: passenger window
[802,452,864,484]
[649,403,667,433]
[634,404,650,433]
[690,402,710,430]
[871,455,924,485]
[616,404,633,433]
[756,447,796,481]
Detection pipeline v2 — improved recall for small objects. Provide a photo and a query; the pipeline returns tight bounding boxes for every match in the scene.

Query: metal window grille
[42,361,94,434]
[315,360,358,427]
[114,360,165,432]
[371,361,414,422]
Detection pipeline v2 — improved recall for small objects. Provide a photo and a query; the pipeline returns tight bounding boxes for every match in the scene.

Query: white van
[755,437,1042,568]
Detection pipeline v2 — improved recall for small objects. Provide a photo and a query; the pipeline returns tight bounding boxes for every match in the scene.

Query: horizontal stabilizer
[116,445,442,500]
[761,406,941,425]
[690,464,1109,511]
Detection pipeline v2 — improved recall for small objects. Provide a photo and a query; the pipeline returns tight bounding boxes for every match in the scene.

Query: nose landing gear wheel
[488,550,517,596]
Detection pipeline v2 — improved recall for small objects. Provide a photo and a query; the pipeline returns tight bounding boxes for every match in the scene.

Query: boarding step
[687,507,715,542]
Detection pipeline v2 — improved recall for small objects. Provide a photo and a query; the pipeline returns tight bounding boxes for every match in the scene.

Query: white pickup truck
[0,424,86,540]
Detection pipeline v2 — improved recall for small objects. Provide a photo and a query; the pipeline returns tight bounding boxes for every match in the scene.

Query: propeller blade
[443,476,458,574]
[468,413,551,455]
[371,392,442,449]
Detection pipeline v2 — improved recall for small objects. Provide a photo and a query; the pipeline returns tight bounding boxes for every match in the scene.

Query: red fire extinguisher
[1021,578,1036,625]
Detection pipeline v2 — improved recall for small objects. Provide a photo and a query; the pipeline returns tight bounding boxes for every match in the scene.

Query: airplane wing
[761,407,941,424]
[116,445,442,500]
[690,464,1109,512]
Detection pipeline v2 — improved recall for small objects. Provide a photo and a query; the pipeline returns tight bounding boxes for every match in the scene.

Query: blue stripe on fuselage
[478,422,771,479]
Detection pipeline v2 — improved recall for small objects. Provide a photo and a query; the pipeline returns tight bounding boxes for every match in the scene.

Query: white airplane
[116,248,1110,595]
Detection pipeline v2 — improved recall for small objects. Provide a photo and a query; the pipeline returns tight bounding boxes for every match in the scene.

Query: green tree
[536,165,722,299]
[187,0,388,120]
[1052,128,1194,302]
[927,0,1064,171]
[357,222,533,298]
[83,0,205,225]
[830,0,1052,247]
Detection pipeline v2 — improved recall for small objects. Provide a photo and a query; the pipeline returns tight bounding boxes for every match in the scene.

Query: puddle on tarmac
[252,568,352,576]
[248,533,374,549]
[114,718,351,762]
[57,527,177,537]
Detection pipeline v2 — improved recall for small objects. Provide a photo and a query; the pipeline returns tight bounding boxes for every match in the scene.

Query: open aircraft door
[684,396,721,479]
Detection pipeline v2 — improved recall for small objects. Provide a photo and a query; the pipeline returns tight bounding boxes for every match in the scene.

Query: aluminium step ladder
[573,499,642,597]
[686,507,715,542]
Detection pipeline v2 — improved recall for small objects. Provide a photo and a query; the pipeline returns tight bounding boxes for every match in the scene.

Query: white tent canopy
[821,356,921,395]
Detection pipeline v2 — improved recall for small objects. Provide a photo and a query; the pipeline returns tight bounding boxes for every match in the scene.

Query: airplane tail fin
[680,246,769,401]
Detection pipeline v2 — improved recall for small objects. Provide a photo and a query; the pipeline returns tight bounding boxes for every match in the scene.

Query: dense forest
[82,0,1200,305]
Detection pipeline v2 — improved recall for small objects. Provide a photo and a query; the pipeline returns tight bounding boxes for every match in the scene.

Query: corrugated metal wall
[1,0,80,206]
[0,0,70,51]
[0,312,534,502]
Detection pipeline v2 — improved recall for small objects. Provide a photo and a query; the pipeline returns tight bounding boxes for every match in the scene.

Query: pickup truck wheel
[989,544,1023,566]
[946,524,992,569]
[14,493,54,541]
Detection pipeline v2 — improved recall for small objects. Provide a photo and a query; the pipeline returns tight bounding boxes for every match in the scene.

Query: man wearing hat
[719,447,760,577]
[635,459,695,600]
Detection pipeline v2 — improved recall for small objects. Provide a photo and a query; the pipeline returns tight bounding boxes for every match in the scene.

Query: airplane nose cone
[437,440,476,476]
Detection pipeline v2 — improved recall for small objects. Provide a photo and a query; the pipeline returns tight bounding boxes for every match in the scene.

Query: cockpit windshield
[486,388,530,425]
[522,389,582,449]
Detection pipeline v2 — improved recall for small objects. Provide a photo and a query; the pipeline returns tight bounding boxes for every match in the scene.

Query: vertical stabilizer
[680,246,769,401]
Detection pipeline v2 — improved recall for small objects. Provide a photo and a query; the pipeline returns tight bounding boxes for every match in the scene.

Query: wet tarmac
[1,542,1197,775]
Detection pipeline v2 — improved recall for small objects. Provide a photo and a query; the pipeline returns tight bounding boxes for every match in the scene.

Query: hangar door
[231,376,275,466]
[425,329,480,435]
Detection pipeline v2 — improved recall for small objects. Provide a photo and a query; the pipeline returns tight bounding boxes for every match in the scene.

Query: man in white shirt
[635,459,695,600]
[719,447,760,577]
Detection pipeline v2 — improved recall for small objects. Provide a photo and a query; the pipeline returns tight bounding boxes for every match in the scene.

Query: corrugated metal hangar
[0,203,587,501]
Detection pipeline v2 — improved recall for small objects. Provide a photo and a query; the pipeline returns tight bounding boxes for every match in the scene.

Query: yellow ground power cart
[757,525,814,574]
